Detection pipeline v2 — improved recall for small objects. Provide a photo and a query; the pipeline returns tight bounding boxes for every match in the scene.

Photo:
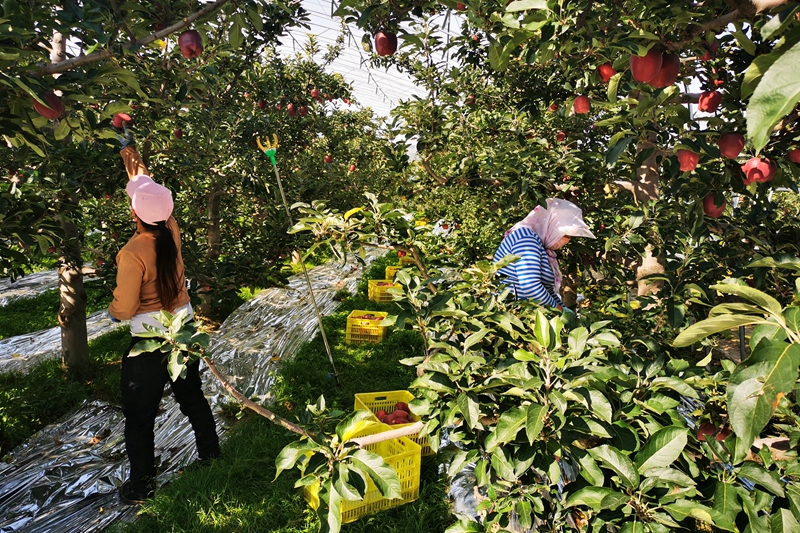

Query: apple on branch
[718,132,745,159]
[703,193,725,218]
[112,113,132,129]
[33,92,65,120]
[630,48,662,83]
[374,30,398,56]
[573,95,590,114]
[178,29,203,59]
[597,62,616,83]
[677,149,700,172]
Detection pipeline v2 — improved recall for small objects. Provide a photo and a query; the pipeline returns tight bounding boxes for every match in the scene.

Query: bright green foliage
[129,310,210,382]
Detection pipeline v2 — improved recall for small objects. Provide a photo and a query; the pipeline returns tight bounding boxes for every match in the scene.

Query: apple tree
[0,0,308,373]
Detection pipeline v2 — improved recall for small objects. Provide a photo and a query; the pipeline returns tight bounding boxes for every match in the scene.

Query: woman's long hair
[140,219,180,310]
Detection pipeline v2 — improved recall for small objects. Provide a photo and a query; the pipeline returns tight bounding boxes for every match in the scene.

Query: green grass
[0,327,127,457]
[0,280,113,340]
[114,297,453,533]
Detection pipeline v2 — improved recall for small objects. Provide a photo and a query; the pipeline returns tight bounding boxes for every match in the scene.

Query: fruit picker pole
[257,135,340,386]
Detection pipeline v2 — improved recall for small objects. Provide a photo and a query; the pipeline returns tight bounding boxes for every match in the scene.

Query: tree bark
[58,200,89,377]
[199,183,223,315]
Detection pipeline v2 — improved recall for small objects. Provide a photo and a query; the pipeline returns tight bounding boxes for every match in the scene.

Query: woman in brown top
[109,130,219,504]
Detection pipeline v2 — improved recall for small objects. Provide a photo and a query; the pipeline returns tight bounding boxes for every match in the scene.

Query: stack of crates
[368,279,400,303]
[303,422,421,523]
[345,310,389,344]
[354,390,432,456]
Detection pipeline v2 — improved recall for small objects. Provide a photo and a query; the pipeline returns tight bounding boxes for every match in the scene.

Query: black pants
[121,336,220,488]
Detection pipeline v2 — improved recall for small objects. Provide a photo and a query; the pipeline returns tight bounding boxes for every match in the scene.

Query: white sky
[276,0,461,117]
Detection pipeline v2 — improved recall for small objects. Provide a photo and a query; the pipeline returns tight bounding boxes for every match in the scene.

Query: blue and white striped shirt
[493,227,562,308]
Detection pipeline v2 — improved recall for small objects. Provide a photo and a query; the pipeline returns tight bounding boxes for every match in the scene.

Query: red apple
[741,157,776,184]
[112,113,132,129]
[699,40,719,61]
[173,128,183,139]
[97,259,104,266]
[597,62,616,83]
[287,103,297,117]
[697,90,722,113]
[677,149,700,171]
[47,246,56,254]
[573,95,590,114]
[258,99,267,110]
[375,409,386,419]
[374,30,398,56]
[442,223,449,229]
[299,105,309,116]
[311,88,320,99]
[697,420,717,441]
[549,103,559,112]
[348,164,356,172]
[465,95,476,105]
[457,3,466,10]
[630,48,663,83]
[718,132,745,159]
[397,250,406,257]
[275,103,282,110]
[395,401,409,412]
[324,154,333,164]
[703,193,725,218]
[788,148,800,163]
[556,131,566,142]
[178,29,203,59]
[649,53,680,88]
[33,92,64,120]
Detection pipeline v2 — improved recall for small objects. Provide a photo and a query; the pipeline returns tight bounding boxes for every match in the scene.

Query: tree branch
[351,421,424,447]
[420,155,447,185]
[31,0,232,77]
[204,356,308,436]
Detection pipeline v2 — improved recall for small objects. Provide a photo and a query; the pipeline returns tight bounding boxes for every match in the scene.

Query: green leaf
[564,486,628,511]
[713,481,740,525]
[672,314,766,347]
[489,406,526,450]
[564,388,613,423]
[274,440,319,480]
[738,462,785,497]
[606,136,635,165]
[742,51,782,100]
[506,0,548,12]
[350,449,402,499]
[167,350,187,382]
[635,427,688,472]
[732,21,757,56]
[747,40,800,153]
[488,39,509,71]
[663,499,716,527]
[335,410,376,442]
[771,508,800,533]
[712,283,784,316]
[761,4,800,40]
[533,309,552,349]
[334,463,367,501]
[587,445,639,489]
[53,119,70,141]
[319,484,343,533]
[463,328,489,352]
[728,339,800,449]
[525,403,545,444]
[567,327,589,356]
[129,338,164,356]
[457,392,480,429]
[649,376,698,398]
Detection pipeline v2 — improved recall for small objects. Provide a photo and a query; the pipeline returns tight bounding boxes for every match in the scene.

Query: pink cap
[126,174,154,199]
[131,181,173,224]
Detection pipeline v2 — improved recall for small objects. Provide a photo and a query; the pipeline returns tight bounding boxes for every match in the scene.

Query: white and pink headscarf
[505,198,595,292]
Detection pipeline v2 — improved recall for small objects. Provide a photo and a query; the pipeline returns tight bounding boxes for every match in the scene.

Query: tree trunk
[199,183,222,315]
[58,205,89,377]
[613,140,667,296]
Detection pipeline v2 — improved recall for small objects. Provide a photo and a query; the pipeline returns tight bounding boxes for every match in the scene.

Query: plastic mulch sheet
[0,253,375,533]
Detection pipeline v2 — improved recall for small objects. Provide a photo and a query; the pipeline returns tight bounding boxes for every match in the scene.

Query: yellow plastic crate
[354,390,432,456]
[385,265,401,279]
[346,310,389,345]
[415,218,429,226]
[303,422,421,523]
[368,279,400,303]
[398,255,416,265]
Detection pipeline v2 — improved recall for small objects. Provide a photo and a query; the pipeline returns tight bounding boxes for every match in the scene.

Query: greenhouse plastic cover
[0,253,375,532]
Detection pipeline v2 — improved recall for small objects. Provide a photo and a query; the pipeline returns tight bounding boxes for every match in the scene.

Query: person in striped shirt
[494,199,595,310]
